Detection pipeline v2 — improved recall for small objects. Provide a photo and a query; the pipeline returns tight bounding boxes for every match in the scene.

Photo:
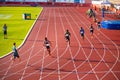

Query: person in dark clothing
[3,24,7,39]
[12,42,21,61]
[90,24,94,37]
[44,37,51,56]
[89,8,94,18]
[80,27,85,40]
[97,21,101,29]
[65,29,71,45]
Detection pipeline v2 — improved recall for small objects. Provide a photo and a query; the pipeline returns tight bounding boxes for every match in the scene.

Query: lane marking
[72,7,119,80]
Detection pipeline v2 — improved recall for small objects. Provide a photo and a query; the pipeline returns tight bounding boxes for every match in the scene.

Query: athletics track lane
[0,7,120,80]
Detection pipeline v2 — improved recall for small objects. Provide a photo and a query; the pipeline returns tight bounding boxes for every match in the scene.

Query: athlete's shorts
[4,31,7,35]
[98,25,101,28]
[65,36,70,41]
[14,54,20,59]
[81,33,84,37]
[46,46,50,49]
[90,30,93,33]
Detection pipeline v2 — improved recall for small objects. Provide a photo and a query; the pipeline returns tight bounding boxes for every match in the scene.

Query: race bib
[46,44,50,46]
[81,31,83,34]
[65,34,69,36]
[90,28,93,30]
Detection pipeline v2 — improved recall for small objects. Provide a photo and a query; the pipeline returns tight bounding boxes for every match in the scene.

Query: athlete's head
[45,37,47,41]
[66,29,69,32]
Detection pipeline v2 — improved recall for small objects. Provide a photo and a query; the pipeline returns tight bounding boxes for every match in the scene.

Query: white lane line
[23,46,68,79]
[22,7,58,79]
[39,7,58,80]
[0,8,44,80]
[0,10,44,67]
[0,47,34,72]
[63,7,82,80]
[61,7,98,80]
[0,8,43,79]
[69,7,107,80]
[54,8,61,80]
[1,8,55,79]
[19,9,45,80]
[39,7,73,79]
[4,7,117,80]
[0,8,43,59]
[86,15,119,80]
[39,6,118,80]
[93,36,119,80]
[71,7,117,80]
[0,6,77,80]
[1,70,120,75]
[22,47,58,79]
[60,7,83,80]
[92,9,120,61]
[100,31,120,80]
[60,7,81,80]
[3,7,119,80]
[106,47,120,62]
[40,6,76,78]
[40,7,69,80]
[75,7,118,80]
[73,7,119,80]
[39,7,49,80]
[95,24,119,80]
[60,7,92,80]
[58,7,79,79]
[1,61,13,80]
[41,6,92,79]
[3,47,44,78]
[66,7,99,80]
[65,7,117,80]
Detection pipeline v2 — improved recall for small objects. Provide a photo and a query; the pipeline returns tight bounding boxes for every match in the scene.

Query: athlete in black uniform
[65,29,71,45]
[44,37,51,56]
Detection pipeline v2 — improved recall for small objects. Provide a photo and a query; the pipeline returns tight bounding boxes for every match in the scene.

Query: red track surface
[0,7,120,80]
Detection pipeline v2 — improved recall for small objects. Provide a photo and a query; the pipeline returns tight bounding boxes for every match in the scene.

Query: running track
[0,7,120,80]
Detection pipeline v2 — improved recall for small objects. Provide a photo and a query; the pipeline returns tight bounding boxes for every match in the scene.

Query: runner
[80,27,85,40]
[12,42,21,61]
[97,21,101,29]
[90,24,94,37]
[44,37,51,56]
[3,24,7,39]
[65,29,71,45]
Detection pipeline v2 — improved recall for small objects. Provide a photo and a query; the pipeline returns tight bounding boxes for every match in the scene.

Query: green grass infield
[0,7,43,58]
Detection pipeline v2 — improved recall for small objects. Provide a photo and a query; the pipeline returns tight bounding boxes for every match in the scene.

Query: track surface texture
[0,7,120,80]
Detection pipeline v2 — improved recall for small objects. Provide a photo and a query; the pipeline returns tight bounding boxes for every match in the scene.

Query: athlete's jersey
[90,27,94,31]
[12,46,18,55]
[80,29,84,34]
[44,40,50,47]
[90,28,93,31]
[65,32,70,37]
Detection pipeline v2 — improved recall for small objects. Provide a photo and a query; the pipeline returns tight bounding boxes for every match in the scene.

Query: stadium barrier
[0,2,91,7]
